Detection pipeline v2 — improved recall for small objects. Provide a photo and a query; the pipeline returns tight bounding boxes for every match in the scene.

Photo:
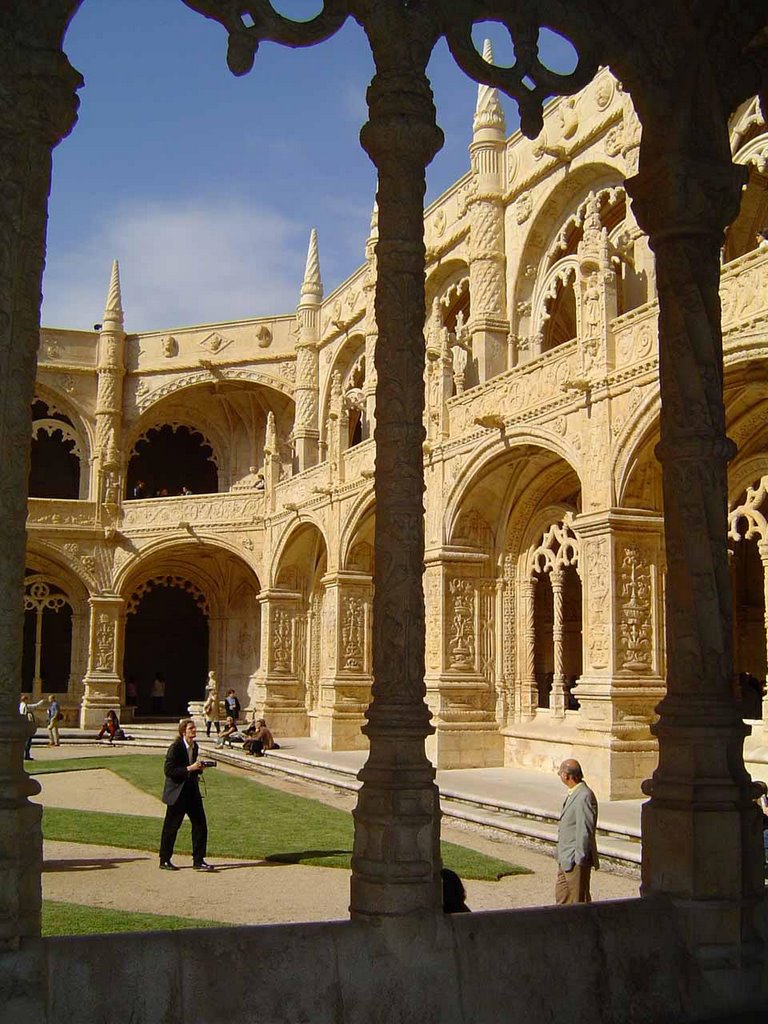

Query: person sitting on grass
[97,709,120,742]
[242,718,279,757]
[215,715,242,748]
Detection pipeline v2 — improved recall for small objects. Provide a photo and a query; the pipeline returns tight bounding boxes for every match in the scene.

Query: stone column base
[502,715,657,800]
[252,705,309,738]
[426,719,503,769]
[80,679,123,729]
[309,707,368,750]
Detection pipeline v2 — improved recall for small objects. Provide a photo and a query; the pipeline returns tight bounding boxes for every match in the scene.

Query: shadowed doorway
[124,579,209,717]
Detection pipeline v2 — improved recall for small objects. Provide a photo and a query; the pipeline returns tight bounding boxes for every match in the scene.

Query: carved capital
[0,40,82,146]
[626,157,746,244]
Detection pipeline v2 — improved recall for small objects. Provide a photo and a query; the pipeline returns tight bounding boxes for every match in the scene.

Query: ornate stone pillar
[79,595,125,729]
[467,39,509,383]
[520,576,538,720]
[293,229,321,471]
[576,195,618,379]
[627,150,765,967]
[0,28,81,1011]
[262,411,280,513]
[350,15,444,920]
[95,260,125,528]
[575,510,666,799]
[250,588,308,736]
[423,550,503,769]
[363,203,378,435]
[311,570,372,751]
[549,569,566,719]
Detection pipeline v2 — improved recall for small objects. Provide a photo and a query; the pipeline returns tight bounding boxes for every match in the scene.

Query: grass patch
[33,755,530,881]
[42,900,229,936]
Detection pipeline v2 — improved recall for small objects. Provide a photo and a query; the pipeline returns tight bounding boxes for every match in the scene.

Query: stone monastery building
[28,66,768,800]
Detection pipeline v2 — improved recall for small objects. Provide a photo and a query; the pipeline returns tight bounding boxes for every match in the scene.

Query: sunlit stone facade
[28,70,768,799]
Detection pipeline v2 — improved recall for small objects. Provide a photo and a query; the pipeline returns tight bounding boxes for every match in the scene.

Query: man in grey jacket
[555,759,599,904]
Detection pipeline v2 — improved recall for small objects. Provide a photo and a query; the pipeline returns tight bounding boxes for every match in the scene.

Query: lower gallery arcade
[2,3,768,1023]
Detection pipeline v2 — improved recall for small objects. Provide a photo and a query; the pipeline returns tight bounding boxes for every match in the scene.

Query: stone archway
[123,574,210,716]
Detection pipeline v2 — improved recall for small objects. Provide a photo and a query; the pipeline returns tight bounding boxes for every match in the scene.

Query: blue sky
[44,1,573,332]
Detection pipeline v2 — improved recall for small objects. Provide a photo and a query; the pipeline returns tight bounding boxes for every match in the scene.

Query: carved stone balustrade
[119,492,266,534]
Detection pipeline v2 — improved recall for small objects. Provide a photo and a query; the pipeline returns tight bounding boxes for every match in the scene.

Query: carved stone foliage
[341,593,366,671]
[447,577,476,671]
[617,545,653,672]
[271,606,294,673]
[94,612,115,671]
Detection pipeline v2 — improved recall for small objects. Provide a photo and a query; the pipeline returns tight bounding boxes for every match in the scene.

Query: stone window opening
[126,423,218,498]
[525,519,582,717]
[29,399,84,500]
[22,573,73,696]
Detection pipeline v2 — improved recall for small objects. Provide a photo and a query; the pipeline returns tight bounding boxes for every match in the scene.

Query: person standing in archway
[159,719,215,872]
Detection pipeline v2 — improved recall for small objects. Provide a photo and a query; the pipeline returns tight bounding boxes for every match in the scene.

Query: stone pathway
[31,747,639,925]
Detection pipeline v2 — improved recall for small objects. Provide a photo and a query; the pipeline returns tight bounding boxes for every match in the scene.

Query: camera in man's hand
[200,760,217,768]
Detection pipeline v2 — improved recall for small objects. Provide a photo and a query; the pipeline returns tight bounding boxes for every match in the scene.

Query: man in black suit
[159,718,215,871]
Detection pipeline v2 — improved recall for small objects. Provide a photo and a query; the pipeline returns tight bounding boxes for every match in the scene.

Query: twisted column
[521,577,538,720]
[759,542,768,726]
[627,151,765,964]
[350,23,444,919]
[550,569,565,719]
[0,26,81,979]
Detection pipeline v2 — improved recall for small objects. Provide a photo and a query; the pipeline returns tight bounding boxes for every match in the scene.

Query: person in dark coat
[159,718,215,872]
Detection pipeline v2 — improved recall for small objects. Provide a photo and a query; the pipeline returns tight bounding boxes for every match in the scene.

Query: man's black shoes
[159,861,179,871]
[193,861,216,872]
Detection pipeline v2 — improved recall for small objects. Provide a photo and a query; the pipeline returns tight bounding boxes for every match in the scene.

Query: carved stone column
[467,39,509,383]
[760,541,768,728]
[79,595,125,729]
[95,261,126,528]
[311,571,372,751]
[549,569,566,719]
[575,510,666,799]
[0,28,81,1013]
[627,152,765,968]
[293,229,322,471]
[520,577,538,720]
[363,204,378,435]
[350,18,444,919]
[262,411,280,513]
[250,588,308,737]
[576,195,618,380]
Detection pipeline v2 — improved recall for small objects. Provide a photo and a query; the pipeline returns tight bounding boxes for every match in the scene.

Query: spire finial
[300,228,323,304]
[474,40,506,135]
[103,259,124,327]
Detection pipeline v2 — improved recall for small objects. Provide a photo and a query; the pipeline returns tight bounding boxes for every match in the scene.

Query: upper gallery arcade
[27,64,768,799]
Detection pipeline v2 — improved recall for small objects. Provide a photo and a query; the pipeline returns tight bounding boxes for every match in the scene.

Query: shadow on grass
[265,849,352,865]
[43,856,144,872]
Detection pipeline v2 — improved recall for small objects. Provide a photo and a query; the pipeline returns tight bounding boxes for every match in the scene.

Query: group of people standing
[18,693,63,757]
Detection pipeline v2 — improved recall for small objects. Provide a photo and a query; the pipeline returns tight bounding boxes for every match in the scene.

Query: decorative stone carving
[617,545,653,671]
[447,578,476,670]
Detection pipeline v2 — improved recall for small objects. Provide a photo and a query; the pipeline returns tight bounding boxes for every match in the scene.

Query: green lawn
[42,900,229,936]
[32,754,530,881]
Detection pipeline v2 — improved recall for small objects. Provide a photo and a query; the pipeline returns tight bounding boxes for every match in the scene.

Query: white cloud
[42,196,306,333]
